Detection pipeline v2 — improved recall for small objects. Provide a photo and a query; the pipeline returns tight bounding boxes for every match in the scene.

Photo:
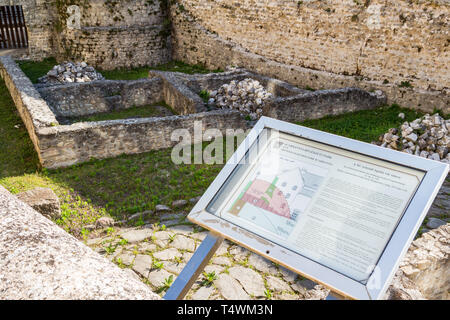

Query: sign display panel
[207,129,424,283]
[188,117,448,299]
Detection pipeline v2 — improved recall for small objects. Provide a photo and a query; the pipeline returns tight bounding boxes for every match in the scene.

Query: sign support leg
[325,292,344,300]
[164,232,224,300]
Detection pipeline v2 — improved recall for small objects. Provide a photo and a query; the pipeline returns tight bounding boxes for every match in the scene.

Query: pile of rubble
[38,61,105,85]
[375,113,449,163]
[208,78,273,120]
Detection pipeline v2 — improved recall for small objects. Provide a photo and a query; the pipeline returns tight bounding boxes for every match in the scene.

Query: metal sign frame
[165,116,448,300]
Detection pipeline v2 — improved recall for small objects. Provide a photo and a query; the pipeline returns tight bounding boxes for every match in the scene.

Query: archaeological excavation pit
[0,56,386,169]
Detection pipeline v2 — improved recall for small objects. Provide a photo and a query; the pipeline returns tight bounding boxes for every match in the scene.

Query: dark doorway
[0,5,28,49]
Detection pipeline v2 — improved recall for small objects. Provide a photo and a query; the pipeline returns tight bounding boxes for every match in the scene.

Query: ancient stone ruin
[0,56,386,169]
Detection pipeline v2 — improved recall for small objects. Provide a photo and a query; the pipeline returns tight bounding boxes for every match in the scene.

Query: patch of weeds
[134,216,145,227]
[106,227,115,236]
[264,288,273,300]
[80,227,90,241]
[201,271,217,286]
[399,81,413,88]
[152,222,161,231]
[116,257,126,268]
[168,234,176,243]
[199,90,210,103]
[118,238,128,246]
[153,259,164,270]
[160,224,167,231]
[105,242,118,255]
[156,275,174,293]
[174,256,183,264]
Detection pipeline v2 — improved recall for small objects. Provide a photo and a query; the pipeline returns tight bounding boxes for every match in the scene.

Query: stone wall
[1,0,171,69]
[37,78,164,118]
[36,110,248,169]
[264,87,386,123]
[0,0,56,59]
[0,56,58,165]
[0,185,161,300]
[53,0,171,70]
[169,0,449,113]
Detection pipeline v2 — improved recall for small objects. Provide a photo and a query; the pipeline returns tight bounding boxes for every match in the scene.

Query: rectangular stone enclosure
[0,56,386,169]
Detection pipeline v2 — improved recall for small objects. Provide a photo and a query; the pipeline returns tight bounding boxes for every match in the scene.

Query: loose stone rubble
[38,61,105,85]
[208,78,273,120]
[375,113,449,163]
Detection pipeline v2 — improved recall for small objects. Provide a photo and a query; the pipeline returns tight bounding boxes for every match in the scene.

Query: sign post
[165,117,448,300]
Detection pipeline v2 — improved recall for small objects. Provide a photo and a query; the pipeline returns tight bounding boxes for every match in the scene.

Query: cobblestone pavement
[86,211,329,300]
[85,178,449,300]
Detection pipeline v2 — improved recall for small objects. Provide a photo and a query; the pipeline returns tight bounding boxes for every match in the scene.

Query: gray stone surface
[426,217,446,230]
[170,235,196,252]
[95,216,115,228]
[0,186,160,300]
[164,261,186,275]
[153,248,182,261]
[248,253,278,275]
[212,256,232,266]
[132,254,152,278]
[215,273,250,300]
[266,276,292,293]
[116,253,135,266]
[215,241,231,256]
[204,264,225,275]
[172,200,188,208]
[16,187,61,220]
[120,229,153,243]
[279,266,299,284]
[229,245,249,262]
[170,224,194,235]
[228,266,266,297]
[139,242,157,252]
[81,202,449,300]
[191,285,215,300]
[155,204,171,212]
[148,269,174,288]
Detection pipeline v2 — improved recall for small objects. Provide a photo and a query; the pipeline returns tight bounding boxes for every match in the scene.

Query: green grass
[16,57,57,83]
[297,104,425,143]
[17,58,224,82]
[69,102,176,123]
[100,60,224,80]
[0,80,41,176]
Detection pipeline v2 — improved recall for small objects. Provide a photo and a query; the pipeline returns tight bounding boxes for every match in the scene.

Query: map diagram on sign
[226,140,328,239]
